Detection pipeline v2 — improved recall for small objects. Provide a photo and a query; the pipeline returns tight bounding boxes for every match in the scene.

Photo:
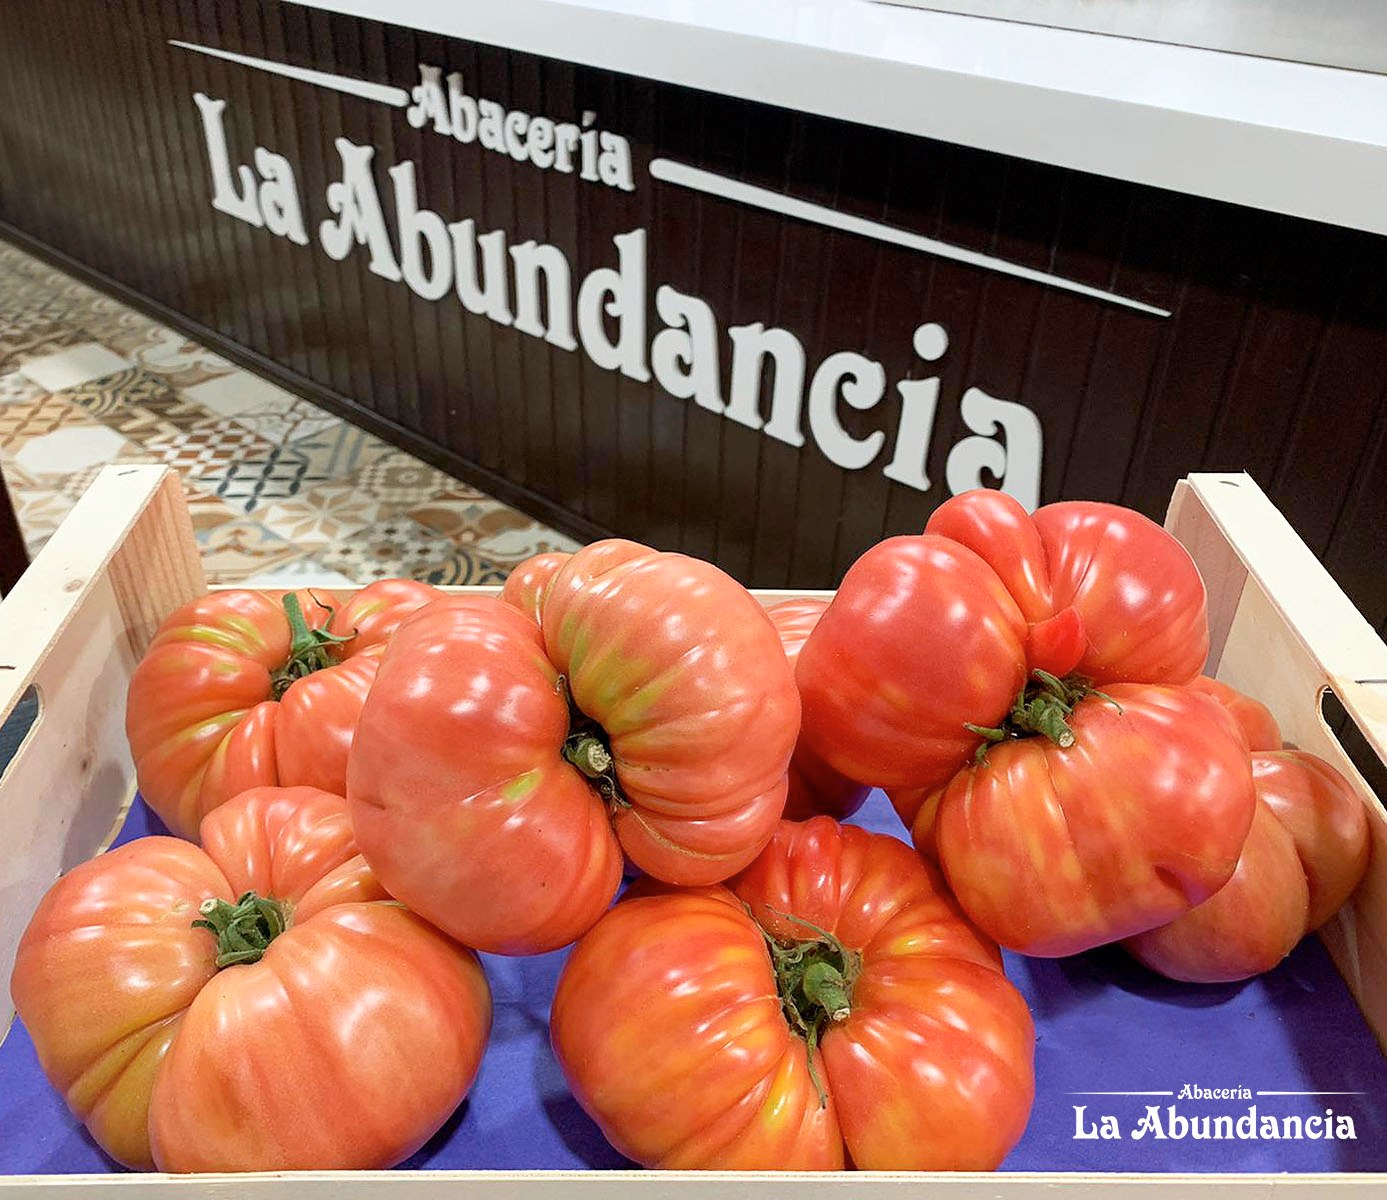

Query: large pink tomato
[766,598,870,821]
[925,489,1210,685]
[1188,674,1283,752]
[126,580,438,838]
[10,787,491,1171]
[911,682,1256,956]
[796,490,1209,796]
[551,818,1034,1170]
[348,539,801,954]
[1126,750,1371,981]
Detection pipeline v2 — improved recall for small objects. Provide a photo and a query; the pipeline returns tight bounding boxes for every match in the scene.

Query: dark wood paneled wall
[1,0,1384,656]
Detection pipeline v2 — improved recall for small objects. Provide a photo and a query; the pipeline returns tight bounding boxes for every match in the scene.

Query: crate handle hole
[0,684,42,782]
[1318,686,1386,803]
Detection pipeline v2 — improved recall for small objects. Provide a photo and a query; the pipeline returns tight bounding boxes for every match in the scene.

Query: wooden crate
[1,464,1384,1196]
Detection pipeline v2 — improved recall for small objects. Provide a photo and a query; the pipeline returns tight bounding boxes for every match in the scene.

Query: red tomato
[1256,751,1372,929]
[126,580,438,838]
[348,540,801,954]
[797,533,1029,792]
[500,550,572,625]
[925,490,1210,685]
[912,683,1256,956]
[551,817,1034,1170]
[1188,675,1283,751]
[10,787,491,1171]
[766,598,870,821]
[797,490,1209,797]
[1124,750,1370,982]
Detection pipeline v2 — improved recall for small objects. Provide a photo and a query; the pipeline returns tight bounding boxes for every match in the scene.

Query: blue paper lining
[2,791,1384,1174]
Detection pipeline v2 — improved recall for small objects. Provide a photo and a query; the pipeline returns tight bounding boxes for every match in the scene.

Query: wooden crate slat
[0,466,204,1021]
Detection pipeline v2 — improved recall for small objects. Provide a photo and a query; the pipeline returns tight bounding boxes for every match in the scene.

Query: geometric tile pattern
[258,480,385,549]
[423,549,513,586]
[0,394,89,450]
[0,371,44,407]
[141,419,279,479]
[13,423,130,479]
[318,514,459,584]
[289,421,391,480]
[354,449,453,509]
[16,342,133,392]
[61,365,176,417]
[196,445,317,514]
[0,238,582,584]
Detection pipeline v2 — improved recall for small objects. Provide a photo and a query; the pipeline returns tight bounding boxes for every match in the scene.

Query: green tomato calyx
[557,676,628,808]
[270,591,356,699]
[964,670,1123,765]
[192,891,288,969]
[757,906,861,1108]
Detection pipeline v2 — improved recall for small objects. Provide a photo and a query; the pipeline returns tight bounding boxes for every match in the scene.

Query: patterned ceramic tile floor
[0,239,580,586]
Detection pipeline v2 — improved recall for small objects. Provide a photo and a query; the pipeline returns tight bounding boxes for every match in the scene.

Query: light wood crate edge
[1166,473,1387,1057]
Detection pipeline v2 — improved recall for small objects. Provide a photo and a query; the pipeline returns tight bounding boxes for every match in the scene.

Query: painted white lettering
[1131,1107,1166,1140]
[319,138,402,282]
[651,286,724,413]
[809,352,887,470]
[944,386,1043,511]
[726,323,806,447]
[577,230,650,380]
[193,93,262,228]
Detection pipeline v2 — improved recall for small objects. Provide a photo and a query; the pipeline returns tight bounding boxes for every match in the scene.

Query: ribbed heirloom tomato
[1126,750,1370,982]
[792,489,1248,956]
[911,681,1258,956]
[766,598,870,821]
[1188,674,1283,751]
[551,818,1035,1170]
[10,787,491,1172]
[347,539,801,955]
[126,580,438,838]
[796,489,1211,795]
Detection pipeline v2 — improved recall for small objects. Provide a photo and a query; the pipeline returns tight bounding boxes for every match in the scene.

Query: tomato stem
[965,670,1122,764]
[557,675,629,808]
[270,592,355,700]
[754,906,861,1109]
[192,891,288,969]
